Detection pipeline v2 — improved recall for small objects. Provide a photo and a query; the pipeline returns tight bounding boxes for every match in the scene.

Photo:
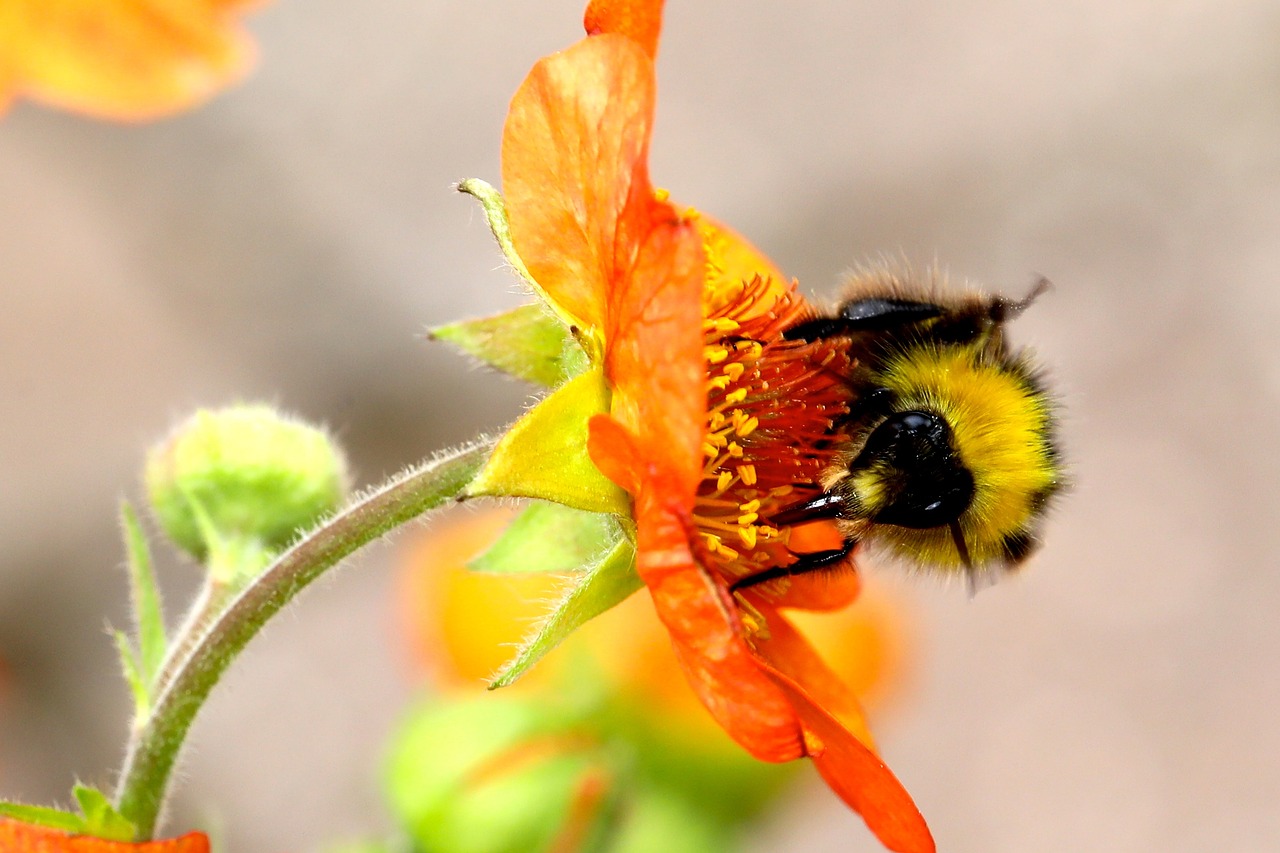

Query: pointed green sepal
[489,539,641,689]
[120,503,166,685]
[0,802,83,834]
[466,368,628,516]
[72,784,136,842]
[457,179,598,355]
[114,630,150,719]
[457,178,537,289]
[470,502,622,575]
[432,303,588,388]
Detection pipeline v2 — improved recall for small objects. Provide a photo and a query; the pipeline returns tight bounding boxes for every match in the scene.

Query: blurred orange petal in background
[395,507,912,750]
[0,0,261,120]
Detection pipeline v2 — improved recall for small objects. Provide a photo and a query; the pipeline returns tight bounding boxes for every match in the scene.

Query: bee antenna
[1007,276,1052,317]
[949,519,976,596]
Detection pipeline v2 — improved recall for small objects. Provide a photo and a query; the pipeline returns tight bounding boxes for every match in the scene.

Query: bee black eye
[852,410,974,529]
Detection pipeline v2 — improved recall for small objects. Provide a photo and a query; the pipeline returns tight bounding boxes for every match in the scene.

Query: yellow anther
[738,525,759,549]
[711,317,740,333]
[654,188,671,202]
[735,416,760,437]
[702,442,719,459]
[716,470,734,491]
[708,376,730,391]
[723,362,746,382]
[727,442,744,458]
[740,499,761,513]
[707,433,728,449]
[724,388,748,405]
[707,347,730,364]
[737,512,759,526]
[739,464,757,485]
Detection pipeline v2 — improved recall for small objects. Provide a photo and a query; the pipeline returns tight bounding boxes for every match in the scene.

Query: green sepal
[469,502,622,575]
[432,303,589,388]
[465,368,628,516]
[72,785,135,842]
[114,630,150,719]
[0,802,83,833]
[120,503,166,685]
[457,178,539,290]
[490,539,642,689]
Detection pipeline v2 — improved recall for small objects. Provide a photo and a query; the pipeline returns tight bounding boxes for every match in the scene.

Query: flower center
[693,273,853,588]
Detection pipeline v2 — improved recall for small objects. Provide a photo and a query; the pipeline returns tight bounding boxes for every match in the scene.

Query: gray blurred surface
[1,1,1277,851]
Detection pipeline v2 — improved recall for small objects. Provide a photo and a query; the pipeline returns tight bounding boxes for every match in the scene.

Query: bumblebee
[734,268,1063,590]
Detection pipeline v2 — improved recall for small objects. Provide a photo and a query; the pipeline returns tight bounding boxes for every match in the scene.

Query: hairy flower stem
[114,438,495,838]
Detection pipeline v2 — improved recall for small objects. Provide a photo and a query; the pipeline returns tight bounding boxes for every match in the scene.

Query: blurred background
[2,0,1278,850]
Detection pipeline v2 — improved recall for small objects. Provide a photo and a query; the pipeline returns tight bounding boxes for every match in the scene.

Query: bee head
[840,410,974,529]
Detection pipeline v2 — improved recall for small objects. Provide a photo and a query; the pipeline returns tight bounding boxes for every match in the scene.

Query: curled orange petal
[583,0,665,59]
[0,0,255,121]
[750,606,877,750]
[757,667,935,853]
[634,491,806,763]
[0,820,209,853]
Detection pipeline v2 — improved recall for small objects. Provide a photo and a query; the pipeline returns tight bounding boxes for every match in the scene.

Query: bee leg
[729,541,854,593]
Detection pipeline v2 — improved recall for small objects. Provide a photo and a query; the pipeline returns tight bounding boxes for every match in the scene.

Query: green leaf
[466,368,628,516]
[490,539,642,689]
[433,304,589,388]
[120,503,166,685]
[0,801,84,833]
[470,503,622,575]
[114,630,150,719]
[72,784,135,842]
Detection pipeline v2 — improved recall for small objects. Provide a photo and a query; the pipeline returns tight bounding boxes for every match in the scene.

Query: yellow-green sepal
[458,178,594,346]
[465,368,628,516]
[432,303,588,388]
[71,785,135,842]
[469,502,622,575]
[489,538,641,689]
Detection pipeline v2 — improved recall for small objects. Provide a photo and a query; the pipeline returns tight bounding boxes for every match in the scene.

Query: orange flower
[497,2,934,851]
[0,1,259,120]
[0,820,208,853]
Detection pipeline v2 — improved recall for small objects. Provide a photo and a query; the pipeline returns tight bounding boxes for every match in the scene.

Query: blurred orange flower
[398,510,910,727]
[0,0,259,120]
[0,820,208,852]
[496,2,933,850]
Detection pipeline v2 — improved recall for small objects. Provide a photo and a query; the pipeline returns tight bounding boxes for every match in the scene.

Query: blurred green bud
[386,693,618,853]
[145,404,349,572]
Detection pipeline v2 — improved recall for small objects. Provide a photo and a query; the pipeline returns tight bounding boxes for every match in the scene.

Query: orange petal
[0,820,209,852]
[0,0,254,121]
[601,207,704,496]
[757,666,935,853]
[583,0,665,59]
[502,34,660,333]
[697,214,791,318]
[762,569,862,611]
[750,606,876,750]
[635,492,806,763]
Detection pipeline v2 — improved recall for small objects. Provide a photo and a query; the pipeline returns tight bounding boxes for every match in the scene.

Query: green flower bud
[145,405,349,573]
[386,694,618,853]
